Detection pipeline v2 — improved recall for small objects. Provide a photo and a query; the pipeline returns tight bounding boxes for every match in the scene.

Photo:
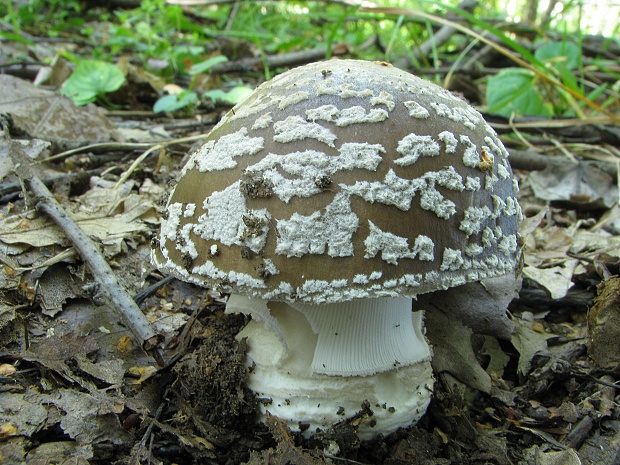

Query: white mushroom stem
[226,295,433,438]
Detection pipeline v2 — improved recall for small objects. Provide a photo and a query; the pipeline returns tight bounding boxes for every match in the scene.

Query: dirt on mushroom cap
[153,59,522,303]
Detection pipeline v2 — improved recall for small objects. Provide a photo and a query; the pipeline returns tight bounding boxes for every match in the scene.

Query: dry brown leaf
[0,363,16,377]
[0,423,19,438]
[128,365,158,384]
[0,392,48,437]
[521,260,578,300]
[0,75,117,143]
[425,310,492,393]
[510,315,554,376]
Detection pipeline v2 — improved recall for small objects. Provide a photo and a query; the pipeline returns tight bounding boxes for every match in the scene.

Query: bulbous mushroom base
[248,356,433,439]
[227,295,434,439]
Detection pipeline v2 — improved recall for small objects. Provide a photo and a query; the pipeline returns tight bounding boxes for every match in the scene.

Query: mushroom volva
[153,60,522,438]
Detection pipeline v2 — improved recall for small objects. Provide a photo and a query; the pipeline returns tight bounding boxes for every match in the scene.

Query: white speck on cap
[403,100,430,118]
[394,134,441,166]
[190,128,265,173]
[273,115,337,146]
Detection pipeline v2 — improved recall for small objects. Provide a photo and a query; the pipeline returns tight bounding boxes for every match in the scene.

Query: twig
[507,148,618,178]
[0,168,105,198]
[209,43,350,74]
[359,5,620,123]
[5,130,163,365]
[412,0,478,62]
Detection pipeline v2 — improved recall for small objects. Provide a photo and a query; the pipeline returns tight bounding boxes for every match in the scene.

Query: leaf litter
[0,67,619,465]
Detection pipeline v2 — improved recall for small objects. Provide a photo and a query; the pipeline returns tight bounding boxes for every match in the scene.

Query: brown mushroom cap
[153,60,522,303]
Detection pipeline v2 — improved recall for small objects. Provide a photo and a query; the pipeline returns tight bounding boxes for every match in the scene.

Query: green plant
[61,60,126,106]
[153,91,198,113]
[486,40,582,117]
[203,86,253,105]
[1,0,84,41]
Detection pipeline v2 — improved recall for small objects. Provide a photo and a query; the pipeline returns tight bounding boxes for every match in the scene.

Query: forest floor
[1,4,620,463]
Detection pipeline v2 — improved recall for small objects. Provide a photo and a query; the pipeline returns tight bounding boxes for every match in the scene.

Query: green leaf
[203,86,253,105]
[535,41,580,71]
[153,91,197,113]
[486,68,553,118]
[0,31,35,45]
[61,60,126,106]
[422,0,545,70]
[188,55,228,76]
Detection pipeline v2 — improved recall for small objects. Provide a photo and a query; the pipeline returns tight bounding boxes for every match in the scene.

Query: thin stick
[209,43,350,74]
[359,5,620,123]
[8,137,163,365]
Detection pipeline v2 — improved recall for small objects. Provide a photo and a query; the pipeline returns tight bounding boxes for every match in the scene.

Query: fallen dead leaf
[128,365,158,384]
[0,423,19,438]
[0,363,16,376]
[425,309,492,393]
[511,314,554,376]
[0,75,117,143]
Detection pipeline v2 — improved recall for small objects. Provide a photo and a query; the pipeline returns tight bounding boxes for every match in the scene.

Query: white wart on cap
[153,59,522,437]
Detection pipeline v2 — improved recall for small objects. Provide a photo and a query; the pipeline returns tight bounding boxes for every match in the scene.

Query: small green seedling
[62,60,126,106]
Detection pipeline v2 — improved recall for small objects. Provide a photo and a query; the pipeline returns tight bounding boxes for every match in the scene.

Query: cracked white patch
[335,107,388,126]
[188,128,265,172]
[485,173,499,190]
[315,79,374,98]
[278,91,309,110]
[395,134,441,166]
[460,135,479,168]
[195,183,247,246]
[438,131,458,153]
[497,161,510,180]
[191,183,271,254]
[481,227,500,248]
[498,234,518,255]
[229,92,280,122]
[364,221,434,265]
[441,248,465,271]
[418,185,456,219]
[162,203,183,241]
[261,259,279,276]
[245,143,384,203]
[485,135,509,158]
[183,203,196,217]
[464,243,484,257]
[465,176,481,191]
[273,116,337,147]
[306,104,340,122]
[343,169,417,211]
[275,192,359,258]
[252,112,273,130]
[344,167,464,219]
[403,100,430,118]
[460,206,493,236]
[430,102,481,130]
[426,166,465,191]
[371,91,395,111]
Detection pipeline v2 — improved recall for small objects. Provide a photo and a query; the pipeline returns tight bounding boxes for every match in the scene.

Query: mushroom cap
[153,59,522,304]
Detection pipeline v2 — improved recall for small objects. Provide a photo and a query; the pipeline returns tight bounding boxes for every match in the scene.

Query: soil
[118,283,620,464]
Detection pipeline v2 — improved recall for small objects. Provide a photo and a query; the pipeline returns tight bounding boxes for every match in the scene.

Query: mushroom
[152,60,522,438]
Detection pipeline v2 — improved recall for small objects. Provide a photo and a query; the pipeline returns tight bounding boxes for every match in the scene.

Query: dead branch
[4,129,163,365]
[209,43,350,74]
[411,0,478,64]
